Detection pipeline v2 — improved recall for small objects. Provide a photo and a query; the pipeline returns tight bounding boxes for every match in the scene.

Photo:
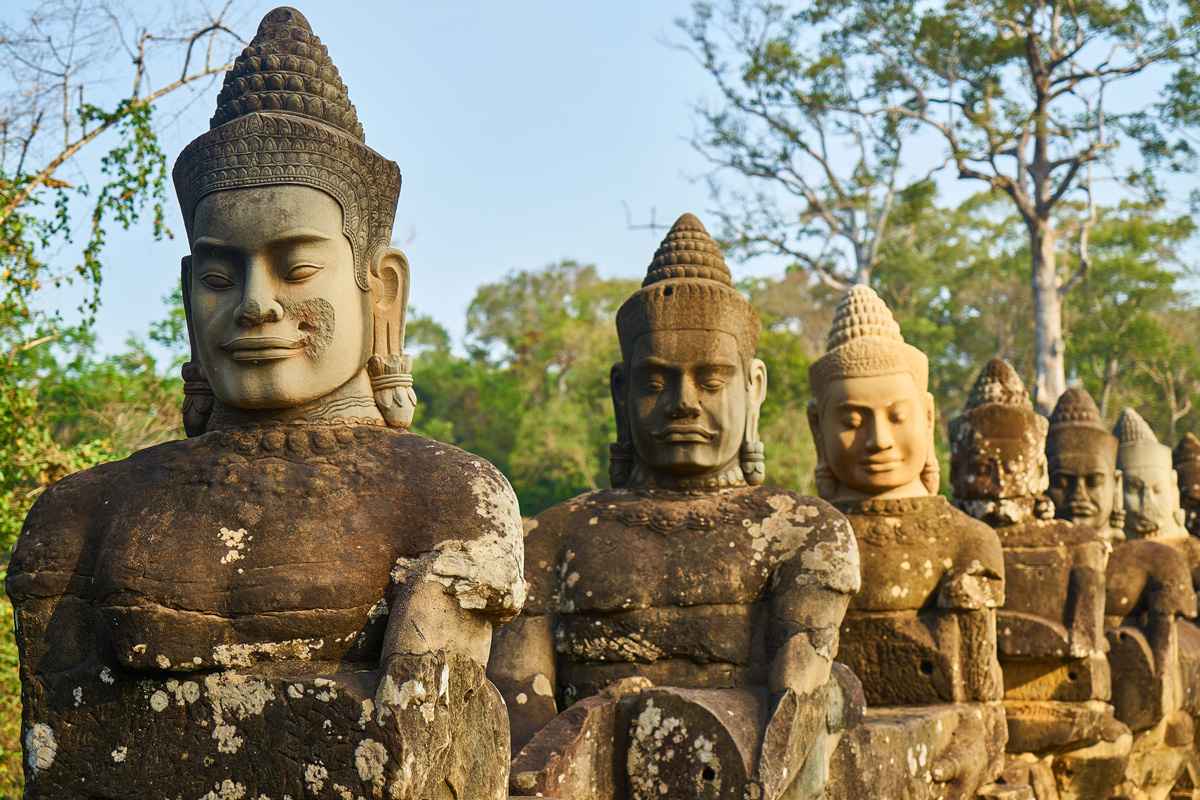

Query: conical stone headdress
[949,358,1048,500]
[615,213,761,367]
[1115,407,1172,468]
[1115,408,1159,446]
[173,6,401,291]
[1174,433,1200,470]
[1046,387,1117,464]
[808,284,928,396]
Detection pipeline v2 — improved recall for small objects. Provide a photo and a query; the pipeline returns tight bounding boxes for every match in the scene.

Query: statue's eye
[701,379,726,391]
[840,413,862,430]
[285,264,321,281]
[1086,475,1103,488]
[1051,474,1068,488]
[642,380,664,392]
[200,273,234,290]
[891,411,908,423]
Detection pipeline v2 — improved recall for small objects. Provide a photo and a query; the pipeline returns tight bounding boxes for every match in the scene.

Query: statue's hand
[376,650,483,798]
[753,689,824,800]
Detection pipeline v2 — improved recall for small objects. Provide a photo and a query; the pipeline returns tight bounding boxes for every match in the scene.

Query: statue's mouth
[219,336,307,361]
[654,425,715,442]
[1067,502,1099,517]
[860,457,903,473]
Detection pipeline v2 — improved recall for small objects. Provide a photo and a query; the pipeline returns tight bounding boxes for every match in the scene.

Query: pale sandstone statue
[1046,388,1126,543]
[948,359,1128,799]
[488,213,860,800]
[806,285,1009,800]
[1115,408,1200,584]
[1174,433,1200,539]
[6,8,524,798]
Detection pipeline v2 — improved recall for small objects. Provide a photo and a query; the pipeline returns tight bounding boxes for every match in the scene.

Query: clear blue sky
[13,0,764,355]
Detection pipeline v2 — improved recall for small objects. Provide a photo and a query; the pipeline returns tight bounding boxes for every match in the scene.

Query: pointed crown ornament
[615,213,761,368]
[1174,433,1200,470]
[173,7,413,435]
[612,214,765,487]
[1114,407,1173,472]
[1046,387,1117,464]
[1115,408,1160,447]
[807,284,937,498]
[808,284,928,397]
[949,358,1048,501]
[173,6,401,292]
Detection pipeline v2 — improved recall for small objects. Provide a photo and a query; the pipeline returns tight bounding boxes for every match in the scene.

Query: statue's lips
[1067,502,1099,517]
[860,457,903,473]
[654,425,715,442]
[220,337,306,361]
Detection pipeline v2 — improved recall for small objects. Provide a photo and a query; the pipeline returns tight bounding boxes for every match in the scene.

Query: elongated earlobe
[741,358,768,485]
[368,247,416,428]
[609,363,632,487]
[179,256,215,437]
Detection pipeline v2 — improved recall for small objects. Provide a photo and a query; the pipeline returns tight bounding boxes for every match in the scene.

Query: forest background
[4,0,1200,794]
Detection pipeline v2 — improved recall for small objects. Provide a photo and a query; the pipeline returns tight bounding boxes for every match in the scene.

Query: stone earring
[740,441,765,486]
[368,353,416,428]
[609,441,633,488]
[181,361,214,438]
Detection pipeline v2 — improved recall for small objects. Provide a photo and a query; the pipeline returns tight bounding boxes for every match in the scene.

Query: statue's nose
[235,297,283,326]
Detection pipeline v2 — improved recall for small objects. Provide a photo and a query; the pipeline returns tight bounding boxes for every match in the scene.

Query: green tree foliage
[681,0,1200,411]
[411,261,640,513]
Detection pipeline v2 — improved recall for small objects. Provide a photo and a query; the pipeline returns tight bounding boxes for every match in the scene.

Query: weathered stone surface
[829,704,1008,800]
[834,497,1005,706]
[1046,387,1125,543]
[1174,433,1200,539]
[8,7,523,797]
[491,214,858,799]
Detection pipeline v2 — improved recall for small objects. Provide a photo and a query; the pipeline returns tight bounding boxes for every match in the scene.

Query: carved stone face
[818,372,930,499]
[1048,451,1119,532]
[625,329,750,475]
[188,185,373,409]
[1121,446,1186,539]
[951,425,1047,501]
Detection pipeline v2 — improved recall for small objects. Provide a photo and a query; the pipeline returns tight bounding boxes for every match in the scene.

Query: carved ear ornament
[740,441,765,486]
[182,361,215,437]
[368,353,416,429]
[609,441,634,488]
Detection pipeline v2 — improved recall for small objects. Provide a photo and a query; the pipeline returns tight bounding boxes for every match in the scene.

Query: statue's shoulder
[1108,538,1197,618]
[7,438,193,599]
[934,500,1005,575]
[999,516,1107,550]
[745,486,860,595]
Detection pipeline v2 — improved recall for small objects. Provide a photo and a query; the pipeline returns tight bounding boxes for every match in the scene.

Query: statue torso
[9,423,524,674]
[836,495,1003,611]
[523,485,855,698]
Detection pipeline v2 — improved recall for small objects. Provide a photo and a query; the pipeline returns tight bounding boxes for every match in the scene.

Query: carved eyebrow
[192,229,332,254]
[836,399,911,411]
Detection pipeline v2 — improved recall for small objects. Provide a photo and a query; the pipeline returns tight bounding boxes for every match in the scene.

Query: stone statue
[1046,387,1125,543]
[6,8,524,799]
[1174,433,1200,538]
[488,213,861,800]
[948,359,1128,799]
[806,285,1008,799]
[1115,408,1200,581]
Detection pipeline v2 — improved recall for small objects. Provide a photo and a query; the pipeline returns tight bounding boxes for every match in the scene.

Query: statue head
[610,213,766,489]
[807,285,936,503]
[172,7,413,434]
[1115,408,1187,540]
[1174,433,1200,537]
[1045,387,1124,539]
[948,358,1050,523]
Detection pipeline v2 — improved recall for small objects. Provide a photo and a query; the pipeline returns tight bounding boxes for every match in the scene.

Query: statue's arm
[6,477,100,677]
[757,510,859,788]
[1065,539,1108,656]
[487,510,564,756]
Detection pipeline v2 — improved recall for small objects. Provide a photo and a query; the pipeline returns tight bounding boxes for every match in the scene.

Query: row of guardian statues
[9,7,1200,800]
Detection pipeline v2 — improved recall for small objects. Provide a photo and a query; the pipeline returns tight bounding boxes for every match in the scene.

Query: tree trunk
[1031,226,1066,415]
